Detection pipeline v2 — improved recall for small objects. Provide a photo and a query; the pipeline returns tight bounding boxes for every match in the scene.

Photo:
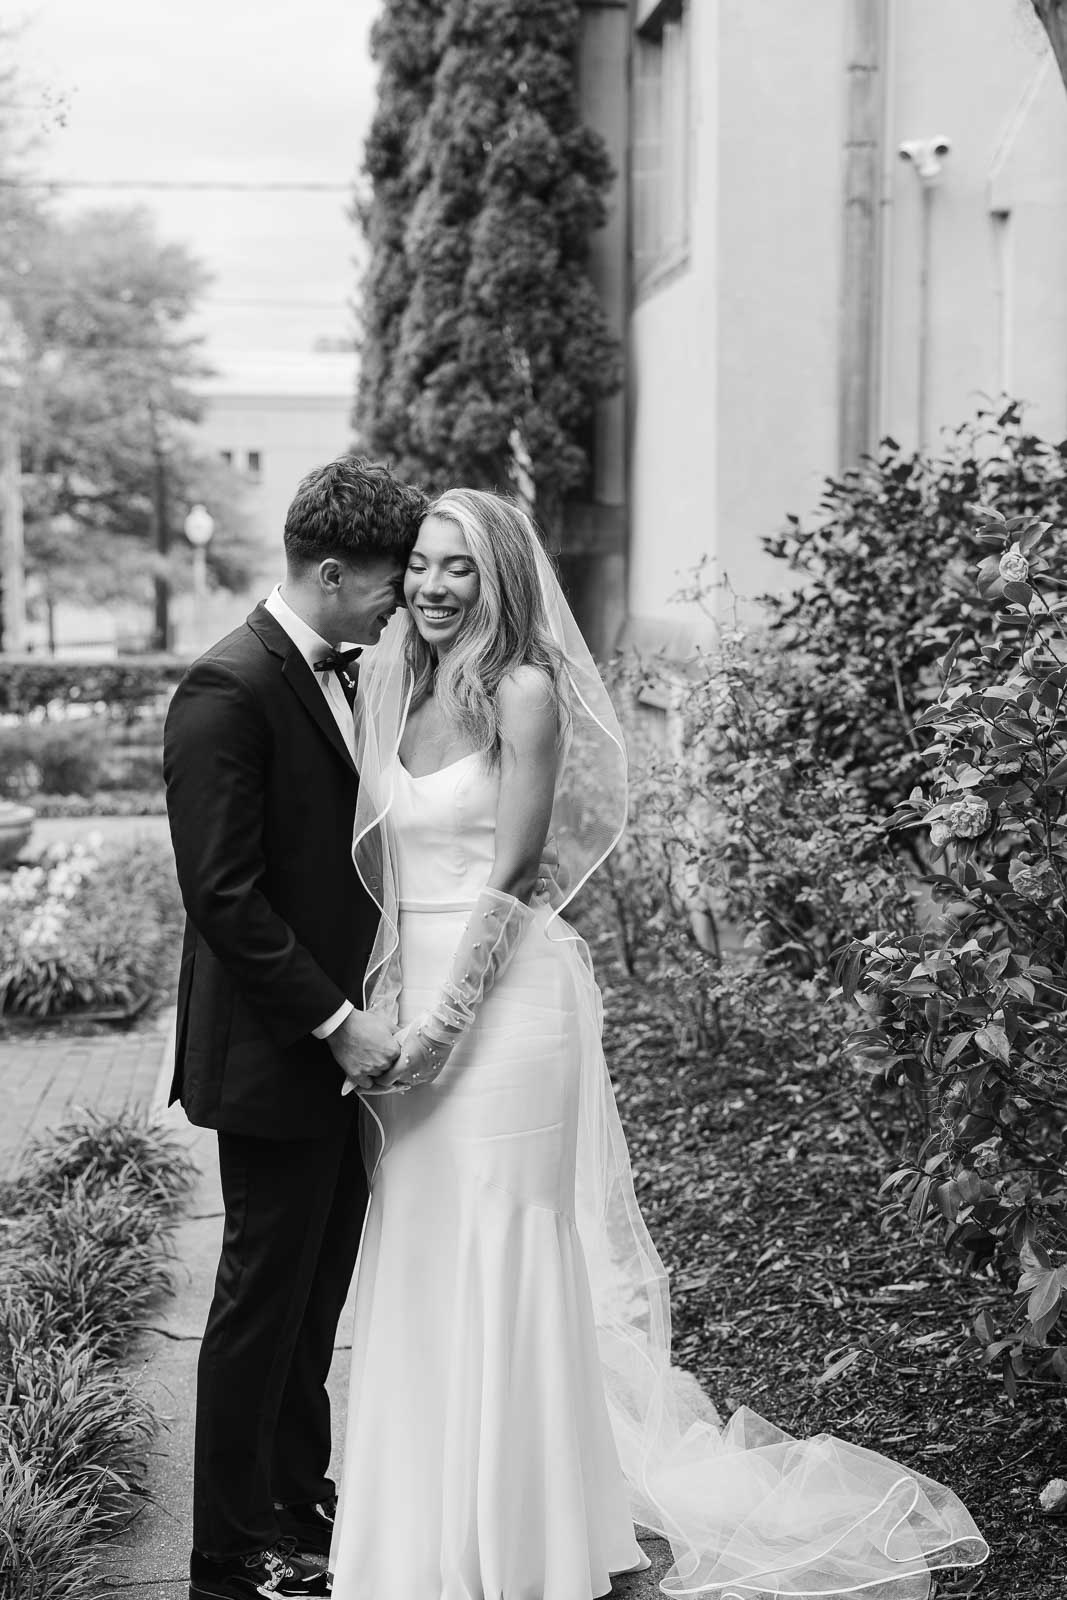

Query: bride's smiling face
[405,514,482,651]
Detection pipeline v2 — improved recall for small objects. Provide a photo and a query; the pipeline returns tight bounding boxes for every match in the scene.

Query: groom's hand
[328,1009,401,1091]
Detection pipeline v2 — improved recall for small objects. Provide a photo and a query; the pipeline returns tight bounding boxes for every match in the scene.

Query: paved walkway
[0,1024,171,1179]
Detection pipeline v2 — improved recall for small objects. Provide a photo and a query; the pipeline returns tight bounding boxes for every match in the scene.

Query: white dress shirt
[263,585,355,1040]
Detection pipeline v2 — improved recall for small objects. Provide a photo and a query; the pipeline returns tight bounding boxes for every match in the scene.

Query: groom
[164,456,428,1600]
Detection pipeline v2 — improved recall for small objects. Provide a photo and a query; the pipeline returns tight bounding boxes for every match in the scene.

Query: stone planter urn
[0,800,35,868]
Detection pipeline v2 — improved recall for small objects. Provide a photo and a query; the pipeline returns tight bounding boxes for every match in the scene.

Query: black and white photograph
[3,3,1067,1598]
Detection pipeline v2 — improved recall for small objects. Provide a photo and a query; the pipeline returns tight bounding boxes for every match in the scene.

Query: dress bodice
[389,750,499,908]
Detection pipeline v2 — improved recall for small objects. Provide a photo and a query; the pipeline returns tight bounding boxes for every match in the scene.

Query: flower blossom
[1009,858,1060,904]
[999,547,1030,583]
[944,797,990,839]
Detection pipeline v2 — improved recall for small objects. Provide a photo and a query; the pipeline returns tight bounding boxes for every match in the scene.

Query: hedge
[0,657,188,718]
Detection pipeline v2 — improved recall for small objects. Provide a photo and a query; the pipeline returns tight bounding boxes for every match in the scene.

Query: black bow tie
[313,646,361,705]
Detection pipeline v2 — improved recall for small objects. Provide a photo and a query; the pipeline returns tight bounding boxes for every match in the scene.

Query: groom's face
[335,555,406,645]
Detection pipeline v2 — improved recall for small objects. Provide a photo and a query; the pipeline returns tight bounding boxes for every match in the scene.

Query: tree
[353,0,445,470]
[354,0,621,533]
[1031,1,1067,90]
[10,207,257,646]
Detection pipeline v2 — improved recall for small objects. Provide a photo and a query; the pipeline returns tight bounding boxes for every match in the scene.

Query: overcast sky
[17,0,382,358]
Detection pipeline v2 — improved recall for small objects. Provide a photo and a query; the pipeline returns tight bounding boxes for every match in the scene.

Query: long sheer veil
[350,546,988,1599]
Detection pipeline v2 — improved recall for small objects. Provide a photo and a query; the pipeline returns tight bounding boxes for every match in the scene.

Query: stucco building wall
[577,0,1067,652]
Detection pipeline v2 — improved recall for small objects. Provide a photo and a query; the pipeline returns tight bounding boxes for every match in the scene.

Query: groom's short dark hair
[284,455,427,567]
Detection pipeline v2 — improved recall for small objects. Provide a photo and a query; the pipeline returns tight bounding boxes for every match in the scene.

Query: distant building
[570,0,1067,654]
[180,350,356,648]
[197,349,356,582]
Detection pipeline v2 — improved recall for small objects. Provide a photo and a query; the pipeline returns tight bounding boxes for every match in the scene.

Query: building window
[246,450,262,476]
[219,449,233,465]
[632,0,692,292]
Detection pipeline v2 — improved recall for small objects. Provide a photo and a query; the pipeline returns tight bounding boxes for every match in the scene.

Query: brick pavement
[0,1025,170,1179]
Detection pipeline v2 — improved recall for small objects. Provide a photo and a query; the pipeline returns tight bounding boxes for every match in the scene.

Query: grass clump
[0,1112,194,1600]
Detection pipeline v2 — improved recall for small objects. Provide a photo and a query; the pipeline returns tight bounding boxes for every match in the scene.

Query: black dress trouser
[193,1108,368,1558]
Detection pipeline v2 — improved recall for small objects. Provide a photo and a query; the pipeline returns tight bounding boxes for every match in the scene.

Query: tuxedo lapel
[246,604,358,777]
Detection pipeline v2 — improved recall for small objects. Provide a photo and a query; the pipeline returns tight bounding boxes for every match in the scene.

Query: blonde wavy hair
[406,489,569,763]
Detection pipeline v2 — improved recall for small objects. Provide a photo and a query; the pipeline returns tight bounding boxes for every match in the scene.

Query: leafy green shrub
[0,656,185,718]
[0,1459,99,1600]
[842,508,1067,1392]
[9,1179,175,1356]
[97,743,161,792]
[0,1108,194,1219]
[0,715,164,802]
[763,404,1067,824]
[593,630,913,1064]
[0,722,105,798]
[0,1298,154,1536]
[0,1114,193,1600]
[0,836,183,1017]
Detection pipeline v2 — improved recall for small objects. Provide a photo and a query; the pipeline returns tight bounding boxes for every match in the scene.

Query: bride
[328,488,987,1600]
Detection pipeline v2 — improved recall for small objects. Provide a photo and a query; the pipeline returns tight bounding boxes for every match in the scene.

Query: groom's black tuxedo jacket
[163,603,378,1140]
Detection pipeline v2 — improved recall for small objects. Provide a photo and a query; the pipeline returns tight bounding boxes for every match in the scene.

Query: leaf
[938,633,964,683]
[974,1024,1010,1065]
[1027,1272,1064,1327]
[955,765,986,788]
[1020,1238,1053,1278]
[939,1032,974,1070]
[966,502,1006,525]
[937,1179,961,1221]
[814,1349,863,1387]
[1018,521,1052,553]
[957,1170,984,1205]
[973,1308,996,1344]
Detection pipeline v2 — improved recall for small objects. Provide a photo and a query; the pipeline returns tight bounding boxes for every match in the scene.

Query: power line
[0,177,351,193]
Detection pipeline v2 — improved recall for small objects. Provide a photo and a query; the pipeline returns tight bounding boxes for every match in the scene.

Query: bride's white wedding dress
[329,749,987,1600]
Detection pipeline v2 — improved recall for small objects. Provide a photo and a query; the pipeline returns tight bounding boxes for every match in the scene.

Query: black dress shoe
[189,1541,330,1599]
[274,1496,336,1558]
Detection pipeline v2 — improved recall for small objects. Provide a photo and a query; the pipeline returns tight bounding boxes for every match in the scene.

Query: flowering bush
[841,507,1067,1391]
[0,713,164,803]
[0,837,183,1018]
[592,629,913,1065]
[762,404,1067,826]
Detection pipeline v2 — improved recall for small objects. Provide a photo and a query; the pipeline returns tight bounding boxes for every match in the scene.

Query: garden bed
[0,835,184,1023]
[601,968,1067,1599]
[0,1111,195,1600]
[0,706,167,816]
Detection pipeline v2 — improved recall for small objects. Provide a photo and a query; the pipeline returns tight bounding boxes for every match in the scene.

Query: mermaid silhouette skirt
[329,902,648,1600]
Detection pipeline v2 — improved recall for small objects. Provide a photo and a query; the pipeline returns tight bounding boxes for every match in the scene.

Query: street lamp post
[184,503,215,615]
